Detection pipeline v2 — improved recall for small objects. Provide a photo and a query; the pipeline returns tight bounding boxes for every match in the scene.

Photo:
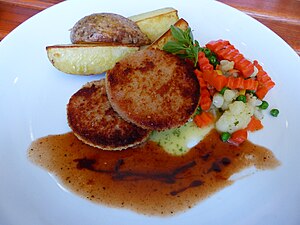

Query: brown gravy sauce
[28,129,279,216]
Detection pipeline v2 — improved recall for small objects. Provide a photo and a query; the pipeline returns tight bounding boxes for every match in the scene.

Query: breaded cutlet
[106,48,200,130]
[67,79,151,150]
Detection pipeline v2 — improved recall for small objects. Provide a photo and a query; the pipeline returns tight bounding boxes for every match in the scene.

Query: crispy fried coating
[106,48,200,130]
[67,79,151,150]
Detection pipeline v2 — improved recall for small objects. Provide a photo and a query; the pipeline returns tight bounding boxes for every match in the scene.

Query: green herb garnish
[163,25,200,66]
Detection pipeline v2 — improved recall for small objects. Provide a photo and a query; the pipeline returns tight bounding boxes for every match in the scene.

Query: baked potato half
[150,18,189,50]
[129,7,179,42]
[70,13,150,46]
[46,44,138,75]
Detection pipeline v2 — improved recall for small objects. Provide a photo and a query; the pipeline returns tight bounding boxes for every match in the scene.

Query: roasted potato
[129,7,179,42]
[70,13,150,46]
[47,8,181,75]
[46,44,138,75]
[150,18,189,50]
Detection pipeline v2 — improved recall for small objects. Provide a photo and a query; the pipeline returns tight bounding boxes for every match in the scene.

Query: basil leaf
[163,41,186,53]
[163,25,201,67]
[170,25,188,44]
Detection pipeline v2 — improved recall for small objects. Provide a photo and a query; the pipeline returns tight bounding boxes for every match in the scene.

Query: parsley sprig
[163,25,200,67]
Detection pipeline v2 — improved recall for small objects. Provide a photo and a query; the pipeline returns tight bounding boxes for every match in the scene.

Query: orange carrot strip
[206,40,230,52]
[206,40,254,78]
[198,51,214,71]
[247,116,264,132]
[194,69,207,88]
[202,70,228,91]
[253,60,275,99]
[226,76,258,91]
[194,111,214,128]
[194,69,213,110]
[255,87,269,100]
[200,87,212,110]
[228,129,248,146]
[244,78,258,91]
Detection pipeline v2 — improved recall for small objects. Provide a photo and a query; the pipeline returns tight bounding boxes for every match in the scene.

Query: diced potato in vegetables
[46,44,138,75]
[129,7,179,42]
[223,89,238,102]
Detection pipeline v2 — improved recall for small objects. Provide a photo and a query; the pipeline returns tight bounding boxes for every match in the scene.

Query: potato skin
[70,13,151,46]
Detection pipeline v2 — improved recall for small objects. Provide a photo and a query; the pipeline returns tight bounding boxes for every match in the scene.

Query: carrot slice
[226,76,258,91]
[253,60,275,99]
[199,87,212,111]
[243,78,258,91]
[228,129,248,146]
[194,69,206,88]
[194,70,213,110]
[247,116,264,132]
[202,70,228,91]
[198,51,213,71]
[194,111,214,128]
[206,40,254,78]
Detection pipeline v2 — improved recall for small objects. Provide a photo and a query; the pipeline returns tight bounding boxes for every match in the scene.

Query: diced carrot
[228,129,248,146]
[198,51,214,71]
[194,69,207,88]
[194,111,215,128]
[206,40,254,78]
[194,69,202,76]
[202,70,228,91]
[226,76,258,91]
[206,39,230,52]
[199,87,212,110]
[194,69,213,110]
[243,78,258,91]
[253,60,275,99]
[255,87,269,100]
[247,116,264,132]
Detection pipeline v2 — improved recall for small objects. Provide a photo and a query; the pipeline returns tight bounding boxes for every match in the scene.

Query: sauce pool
[28,129,279,216]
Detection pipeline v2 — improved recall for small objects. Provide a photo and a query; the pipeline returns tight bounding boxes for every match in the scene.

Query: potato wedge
[70,13,150,46]
[46,44,138,75]
[150,18,189,50]
[129,7,179,42]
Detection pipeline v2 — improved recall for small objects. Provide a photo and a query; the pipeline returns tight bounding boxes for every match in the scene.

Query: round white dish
[0,0,299,224]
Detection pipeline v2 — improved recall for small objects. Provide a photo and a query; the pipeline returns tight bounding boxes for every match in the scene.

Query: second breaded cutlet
[67,79,151,150]
[106,48,200,130]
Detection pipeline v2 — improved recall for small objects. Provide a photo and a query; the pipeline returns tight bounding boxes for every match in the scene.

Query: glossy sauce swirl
[28,129,279,216]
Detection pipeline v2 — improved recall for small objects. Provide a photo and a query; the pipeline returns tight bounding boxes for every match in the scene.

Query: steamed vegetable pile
[164,26,279,145]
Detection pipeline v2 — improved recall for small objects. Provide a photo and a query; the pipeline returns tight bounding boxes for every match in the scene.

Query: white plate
[0,0,299,224]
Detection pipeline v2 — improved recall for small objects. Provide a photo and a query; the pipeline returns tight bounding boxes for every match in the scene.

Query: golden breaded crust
[106,48,200,130]
[67,79,151,150]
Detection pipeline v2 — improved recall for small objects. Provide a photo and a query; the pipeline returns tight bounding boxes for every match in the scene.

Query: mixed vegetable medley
[163,26,279,145]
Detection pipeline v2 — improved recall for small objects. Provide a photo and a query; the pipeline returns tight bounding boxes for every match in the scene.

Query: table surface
[0,0,299,55]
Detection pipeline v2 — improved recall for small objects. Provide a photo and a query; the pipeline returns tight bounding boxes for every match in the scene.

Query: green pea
[259,101,269,110]
[220,87,228,95]
[209,56,217,66]
[236,95,247,103]
[221,132,231,142]
[270,108,279,117]
[203,48,211,57]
